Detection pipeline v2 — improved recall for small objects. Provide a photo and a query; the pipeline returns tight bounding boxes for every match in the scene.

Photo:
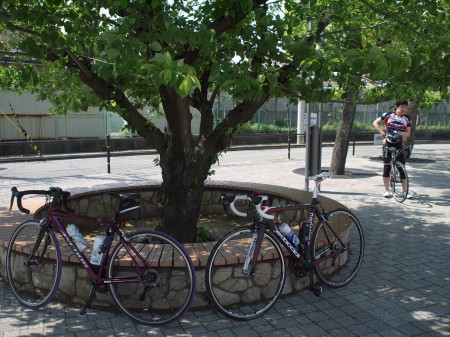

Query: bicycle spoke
[6,220,62,308]
[205,228,286,320]
[312,209,364,288]
[391,162,408,203]
[108,230,195,326]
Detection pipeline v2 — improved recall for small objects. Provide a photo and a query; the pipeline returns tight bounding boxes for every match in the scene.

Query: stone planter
[0,181,346,310]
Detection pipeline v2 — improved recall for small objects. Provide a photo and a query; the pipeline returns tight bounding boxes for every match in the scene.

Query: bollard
[106,135,111,174]
[287,131,291,159]
[309,125,322,176]
[353,130,356,156]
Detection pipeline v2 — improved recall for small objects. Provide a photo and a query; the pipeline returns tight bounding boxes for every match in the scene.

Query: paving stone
[0,145,449,337]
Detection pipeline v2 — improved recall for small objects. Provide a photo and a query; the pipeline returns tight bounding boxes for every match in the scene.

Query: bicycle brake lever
[61,191,76,213]
[10,187,18,210]
[221,194,228,211]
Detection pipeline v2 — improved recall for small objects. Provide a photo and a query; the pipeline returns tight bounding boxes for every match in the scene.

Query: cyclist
[373,100,411,198]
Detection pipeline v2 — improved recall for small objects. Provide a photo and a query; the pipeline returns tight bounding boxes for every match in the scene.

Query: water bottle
[66,224,89,252]
[278,223,299,246]
[90,231,114,266]
[299,221,311,244]
[90,235,105,265]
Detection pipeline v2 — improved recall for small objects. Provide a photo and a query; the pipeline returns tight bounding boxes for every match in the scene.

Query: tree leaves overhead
[1,1,447,112]
[1,0,447,241]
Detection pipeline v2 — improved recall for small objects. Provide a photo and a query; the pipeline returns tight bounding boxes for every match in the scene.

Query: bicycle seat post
[311,178,322,202]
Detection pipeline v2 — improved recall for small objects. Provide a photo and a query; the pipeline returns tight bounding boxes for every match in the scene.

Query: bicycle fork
[24,219,51,266]
[242,224,265,276]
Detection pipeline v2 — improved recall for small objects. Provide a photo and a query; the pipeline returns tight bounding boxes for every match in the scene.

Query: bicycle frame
[242,177,348,289]
[245,201,316,268]
[46,207,152,285]
[385,146,404,165]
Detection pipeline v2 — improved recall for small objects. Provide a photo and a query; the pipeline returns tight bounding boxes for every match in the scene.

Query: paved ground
[0,143,449,336]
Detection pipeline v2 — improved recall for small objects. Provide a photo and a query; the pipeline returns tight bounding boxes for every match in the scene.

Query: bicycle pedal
[314,286,323,297]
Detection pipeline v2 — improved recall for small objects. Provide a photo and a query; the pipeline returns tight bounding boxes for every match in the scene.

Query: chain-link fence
[239,99,449,129]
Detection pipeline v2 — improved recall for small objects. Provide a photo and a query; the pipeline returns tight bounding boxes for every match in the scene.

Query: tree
[305,0,449,174]
[1,1,447,241]
[1,0,332,242]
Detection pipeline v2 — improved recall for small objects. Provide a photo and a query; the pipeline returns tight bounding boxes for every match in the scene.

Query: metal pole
[106,135,111,174]
[287,101,291,159]
[305,102,311,191]
[353,130,356,156]
[297,100,306,144]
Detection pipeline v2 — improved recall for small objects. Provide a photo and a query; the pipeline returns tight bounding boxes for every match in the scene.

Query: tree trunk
[158,162,210,243]
[329,89,358,175]
[155,85,216,243]
[404,100,418,158]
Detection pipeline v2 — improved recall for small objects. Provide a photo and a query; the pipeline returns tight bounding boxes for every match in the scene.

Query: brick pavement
[0,143,449,336]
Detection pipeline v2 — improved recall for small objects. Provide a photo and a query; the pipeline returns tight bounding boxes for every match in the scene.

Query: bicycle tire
[205,227,286,320]
[108,230,196,326]
[312,209,364,288]
[6,219,62,308]
[391,162,409,203]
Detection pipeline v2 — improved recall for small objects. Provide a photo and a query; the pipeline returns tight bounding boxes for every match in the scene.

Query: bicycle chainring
[292,259,308,278]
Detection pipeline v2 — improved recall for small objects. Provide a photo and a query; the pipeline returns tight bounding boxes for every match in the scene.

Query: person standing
[373,100,412,198]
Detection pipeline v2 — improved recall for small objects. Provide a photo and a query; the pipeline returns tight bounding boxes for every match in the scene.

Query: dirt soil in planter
[79,214,252,242]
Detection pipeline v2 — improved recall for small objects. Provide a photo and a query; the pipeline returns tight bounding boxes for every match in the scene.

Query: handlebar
[222,172,333,219]
[10,186,74,214]
[222,193,276,220]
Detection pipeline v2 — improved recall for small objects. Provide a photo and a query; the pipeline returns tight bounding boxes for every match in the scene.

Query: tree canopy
[1,0,448,240]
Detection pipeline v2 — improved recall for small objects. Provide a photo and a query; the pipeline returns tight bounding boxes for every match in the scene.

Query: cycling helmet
[386,130,401,144]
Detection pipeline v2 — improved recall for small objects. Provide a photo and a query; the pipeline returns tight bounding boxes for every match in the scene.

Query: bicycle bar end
[10,187,18,211]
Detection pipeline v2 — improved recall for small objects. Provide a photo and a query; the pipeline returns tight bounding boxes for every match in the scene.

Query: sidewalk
[0,144,449,336]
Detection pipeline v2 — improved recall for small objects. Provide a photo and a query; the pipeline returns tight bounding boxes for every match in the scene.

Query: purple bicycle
[6,187,195,326]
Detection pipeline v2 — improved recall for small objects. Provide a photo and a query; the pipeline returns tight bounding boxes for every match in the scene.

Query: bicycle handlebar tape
[230,201,248,217]
[10,187,30,213]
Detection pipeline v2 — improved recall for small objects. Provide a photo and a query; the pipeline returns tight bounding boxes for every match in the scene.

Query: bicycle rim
[205,227,286,320]
[6,220,62,308]
[108,230,196,326]
[312,209,364,288]
[392,162,408,203]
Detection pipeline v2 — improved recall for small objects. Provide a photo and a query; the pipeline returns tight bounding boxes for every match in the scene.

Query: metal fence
[1,89,448,141]
[244,99,450,128]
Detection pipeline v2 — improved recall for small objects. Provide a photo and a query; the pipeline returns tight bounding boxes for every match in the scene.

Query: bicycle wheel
[391,162,409,203]
[108,230,196,326]
[205,227,286,320]
[312,209,364,288]
[6,219,62,308]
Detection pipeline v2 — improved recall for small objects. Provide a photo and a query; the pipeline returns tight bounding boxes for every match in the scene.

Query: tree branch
[207,0,269,36]
[357,0,430,40]
[319,21,389,39]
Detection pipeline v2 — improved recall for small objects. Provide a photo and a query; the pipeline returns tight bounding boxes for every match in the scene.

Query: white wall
[0,90,201,140]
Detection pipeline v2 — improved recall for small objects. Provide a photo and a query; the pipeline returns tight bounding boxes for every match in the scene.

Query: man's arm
[402,126,411,142]
[373,117,385,136]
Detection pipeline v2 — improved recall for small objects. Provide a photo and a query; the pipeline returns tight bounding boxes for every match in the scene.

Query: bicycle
[6,187,196,326]
[383,132,410,203]
[205,171,364,320]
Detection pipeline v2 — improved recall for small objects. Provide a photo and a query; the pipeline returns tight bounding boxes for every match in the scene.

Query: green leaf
[397,56,411,74]
[21,37,43,58]
[373,58,389,79]
[179,76,192,97]
[106,48,121,59]
[161,69,172,84]
[150,41,162,52]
